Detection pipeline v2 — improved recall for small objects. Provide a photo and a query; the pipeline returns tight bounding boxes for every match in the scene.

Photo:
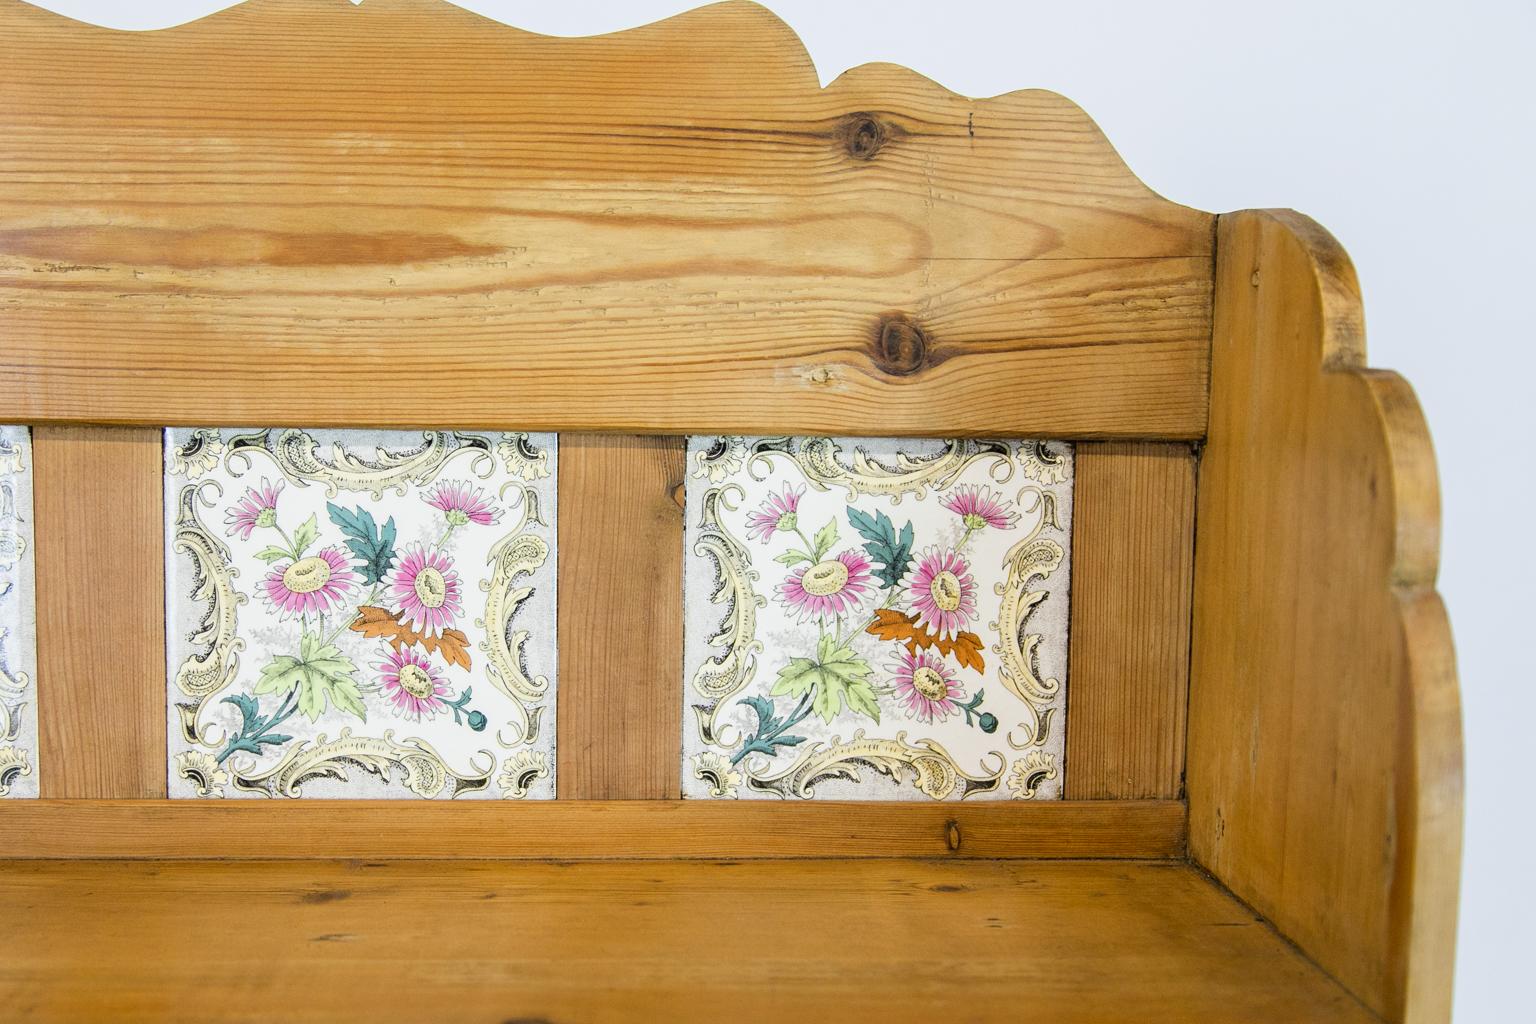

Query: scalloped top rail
[0,0,1213,438]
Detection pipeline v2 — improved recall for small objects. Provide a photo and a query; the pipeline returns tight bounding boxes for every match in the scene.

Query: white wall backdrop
[23,1,1535,1017]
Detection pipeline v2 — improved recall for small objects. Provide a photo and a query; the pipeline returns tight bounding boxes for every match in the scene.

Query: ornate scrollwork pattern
[0,746,32,797]
[683,436,1072,801]
[165,428,559,800]
[689,485,765,748]
[171,484,247,746]
[743,732,1006,800]
[225,428,498,499]
[747,437,1016,503]
[228,730,494,799]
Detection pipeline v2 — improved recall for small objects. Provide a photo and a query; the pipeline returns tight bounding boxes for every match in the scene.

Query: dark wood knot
[874,316,928,376]
[841,113,888,160]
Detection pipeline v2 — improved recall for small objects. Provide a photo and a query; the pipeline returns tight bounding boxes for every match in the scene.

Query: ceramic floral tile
[164,428,557,799]
[0,427,37,799]
[683,436,1073,801]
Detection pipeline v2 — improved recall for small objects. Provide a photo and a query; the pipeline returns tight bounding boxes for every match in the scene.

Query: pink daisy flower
[905,546,978,641]
[776,549,873,620]
[224,477,285,540]
[745,484,805,543]
[384,544,464,634]
[422,480,502,527]
[376,646,449,722]
[940,484,1020,531]
[891,649,965,724]
[259,546,359,619]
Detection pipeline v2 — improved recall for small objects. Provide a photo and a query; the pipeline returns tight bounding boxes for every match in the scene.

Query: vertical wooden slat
[557,434,685,799]
[33,426,165,798]
[1065,442,1196,799]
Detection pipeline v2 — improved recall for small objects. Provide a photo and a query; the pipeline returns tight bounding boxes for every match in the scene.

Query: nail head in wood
[946,819,962,852]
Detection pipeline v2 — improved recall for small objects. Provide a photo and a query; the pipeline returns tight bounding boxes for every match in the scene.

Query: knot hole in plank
[841,112,889,160]
[873,315,929,376]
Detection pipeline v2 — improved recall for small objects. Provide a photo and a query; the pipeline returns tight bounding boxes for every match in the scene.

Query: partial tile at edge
[0,427,37,798]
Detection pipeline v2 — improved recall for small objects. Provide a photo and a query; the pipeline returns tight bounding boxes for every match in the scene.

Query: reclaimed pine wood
[0,859,1377,1024]
[31,427,165,799]
[558,435,685,799]
[0,0,1212,438]
[0,799,1186,860]
[1187,210,1461,1024]
[1065,442,1196,799]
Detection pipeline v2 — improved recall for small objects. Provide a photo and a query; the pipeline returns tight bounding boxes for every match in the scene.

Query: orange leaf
[349,606,404,640]
[943,631,986,673]
[422,628,473,671]
[349,606,472,670]
[866,608,919,643]
[865,608,985,672]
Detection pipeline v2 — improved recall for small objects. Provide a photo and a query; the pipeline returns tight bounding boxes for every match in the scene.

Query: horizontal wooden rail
[0,799,1187,860]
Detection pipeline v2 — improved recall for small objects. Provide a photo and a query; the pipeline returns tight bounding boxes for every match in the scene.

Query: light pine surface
[1187,210,1461,1023]
[0,0,1212,438]
[1064,442,1196,799]
[31,426,166,798]
[557,435,686,799]
[0,799,1186,860]
[0,2,1462,1021]
[0,858,1378,1024]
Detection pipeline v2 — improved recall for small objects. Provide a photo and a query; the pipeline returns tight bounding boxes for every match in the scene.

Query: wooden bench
[0,1,1460,1020]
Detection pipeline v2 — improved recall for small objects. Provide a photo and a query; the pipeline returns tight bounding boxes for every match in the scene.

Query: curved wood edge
[1187,209,1462,1023]
[0,0,1212,436]
[6,0,1206,214]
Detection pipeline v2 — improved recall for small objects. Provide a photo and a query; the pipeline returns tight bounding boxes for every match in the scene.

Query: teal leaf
[326,502,397,585]
[846,506,915,590]
[223,692,263,734]
[217,693,296,758]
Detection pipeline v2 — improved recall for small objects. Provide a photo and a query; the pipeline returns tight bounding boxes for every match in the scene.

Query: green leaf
[291,513,319,557]
[846,506,915,590]
[259,633,365,723]
[326,502,397,585]
[329,677,367,721]
[810,518,839,561]
[773,549,812,567]
[770,657,820,699]
[845,680,882,724]
[253,546,291,564]
[254,655,305,696]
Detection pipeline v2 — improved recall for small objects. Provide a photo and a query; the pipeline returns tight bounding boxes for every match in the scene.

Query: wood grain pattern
[31,427,165,799]
[0,799,1186,860]
[0,859,1377,1024]
[0,0,1213,438]
[1187,210,1461,1024]
[1065,442,1195,799]
[557,435,685,799]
